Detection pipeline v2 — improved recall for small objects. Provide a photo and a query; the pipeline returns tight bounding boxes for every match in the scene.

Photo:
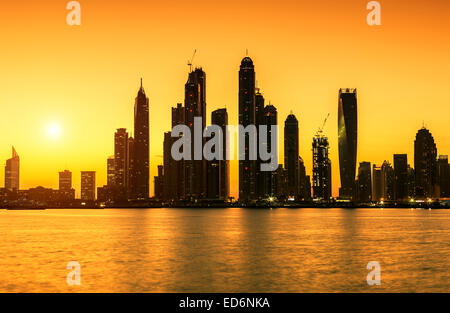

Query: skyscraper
[59,169,75,200]
[211,108,229,200]
[5,146,19,191]
[59,170,72,191]
[239,56,256,201]
[338,88,357,200]
[381,161,394,201]
[130,79,149,199]
[438,155,450,198]
[284,113,299,197]
[185,68,207,200]
[312,136,332,201]
[255,88,265,199]
[154,165,164,200]
[262,105,278,198]
[372,165,382,202]
[393,154,408,201]
[298,156,310,200]
[107,156,115,186]
[81,171,96,201]
[414,127,438,199]
[114,128,129,192]
[357,162,372,202]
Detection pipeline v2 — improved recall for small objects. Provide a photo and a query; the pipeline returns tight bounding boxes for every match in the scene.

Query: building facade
[338,88,357,200]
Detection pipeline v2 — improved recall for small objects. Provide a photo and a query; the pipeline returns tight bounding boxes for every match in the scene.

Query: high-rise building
[81,171,96,201]
[438,155,450,198]
[381,161,394,201]
[107,156,115,186]
[114,128,129,202]
[372,165,382,202]
[58,169,75,200]
[154,165,164,200]
[211,108,229,200]
[239,56,257,202]
[393,154,408,201]
[298,156,310,200]
[130,79,149,199]
[312,136,332,201]
[414,127,438,199]
[255,88,265,199]
[59,170,72,190]
[262,105,278,198]
[185,68,207,200]
[357,162,372,202]
[407,165,415,198]
[338,88,357,200]
[284,114,299,197]
[5,146,19,191]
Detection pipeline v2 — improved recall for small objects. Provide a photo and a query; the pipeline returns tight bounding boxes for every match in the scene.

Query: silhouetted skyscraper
[357,162,372,202]
[313,136,332,201]
[131,79,149,199]
[393,154,408,201]
[372,165,382,202]
[298,156,310,200]
[239,57,257,201]
[59,170,72,191]
[255,88,265,199]
[211,108,229,200]
[185,68,207,200]
[81,171,96,201]
[5,146,19,191]
[338,88,357,200]
[284,114,299,197]
[114,128,129,194]
[438,155,450,198]
[154,165,164,200]
[262,105,278,198]
[414,127,438,199]
[107,156,115,187]
[381,161,394,201]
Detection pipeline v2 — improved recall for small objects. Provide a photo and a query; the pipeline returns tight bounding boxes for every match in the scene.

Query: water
[1,208,449,293]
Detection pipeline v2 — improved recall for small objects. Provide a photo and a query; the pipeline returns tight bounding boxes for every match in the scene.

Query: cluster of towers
[97,79,150,203]
[2,55,449,205]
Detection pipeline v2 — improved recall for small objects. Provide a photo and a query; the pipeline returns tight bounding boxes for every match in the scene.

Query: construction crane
[187,49,197,72]
[316,113,330,137]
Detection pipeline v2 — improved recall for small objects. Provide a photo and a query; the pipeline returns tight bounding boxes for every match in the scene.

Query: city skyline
[1,1,450,198]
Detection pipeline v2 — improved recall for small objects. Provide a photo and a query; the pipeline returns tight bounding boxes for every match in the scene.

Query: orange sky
[1,0,449,198]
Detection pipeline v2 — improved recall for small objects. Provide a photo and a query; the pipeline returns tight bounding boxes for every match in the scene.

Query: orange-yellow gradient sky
[1,0,449,198]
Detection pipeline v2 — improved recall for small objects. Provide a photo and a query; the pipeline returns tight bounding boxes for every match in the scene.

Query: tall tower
[312,136,332,201]
[393,154,408,201]
[131,79,149,199]
[81,171,96,201]
[114,128,129,189]
[262,105,278,197]
[5,146,19,191]
[185,68,206,200]
[284,113,299,197]
[239,56,256,201]
[255,88,265,198]
[357,162,372,202]
[414,127,438,198]
[338,88,357,200]
[211,108,229,200]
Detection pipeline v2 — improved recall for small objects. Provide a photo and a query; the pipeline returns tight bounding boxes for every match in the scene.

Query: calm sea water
[1,208,449,293]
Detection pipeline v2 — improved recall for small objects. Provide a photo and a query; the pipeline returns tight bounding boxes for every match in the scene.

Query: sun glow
[46,123,62,139]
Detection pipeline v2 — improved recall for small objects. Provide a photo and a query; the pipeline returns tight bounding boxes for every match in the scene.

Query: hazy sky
[1,0,449,198]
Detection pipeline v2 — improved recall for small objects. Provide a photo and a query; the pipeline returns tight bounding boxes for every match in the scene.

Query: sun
[46,123,62,139]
